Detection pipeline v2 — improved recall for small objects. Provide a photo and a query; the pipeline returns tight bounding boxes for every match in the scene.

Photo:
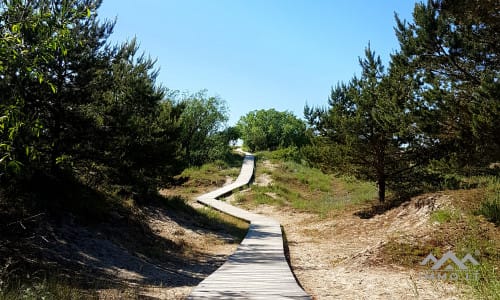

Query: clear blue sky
[98,0,419,126]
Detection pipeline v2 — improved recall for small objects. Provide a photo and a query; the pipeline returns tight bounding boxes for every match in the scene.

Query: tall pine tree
[395,0,500,171]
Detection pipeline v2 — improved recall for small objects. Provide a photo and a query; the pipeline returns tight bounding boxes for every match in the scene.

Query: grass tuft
[430,208,461,223]
[177,159,241,188]
[476,177,500,226]
[160,195,249,242]
[194,206,249,241]
[0,276,95,300]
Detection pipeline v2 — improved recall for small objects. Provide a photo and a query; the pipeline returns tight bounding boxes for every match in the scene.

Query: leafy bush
[268,146,303,163]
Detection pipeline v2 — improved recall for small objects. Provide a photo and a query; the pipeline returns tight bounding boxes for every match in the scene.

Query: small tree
[306,46,426,202]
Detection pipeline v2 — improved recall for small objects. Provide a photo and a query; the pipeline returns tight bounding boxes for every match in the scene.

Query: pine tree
[0,0,115,179]
[307,46,426,202]
[1,0,186,202]
[395,0,500,171]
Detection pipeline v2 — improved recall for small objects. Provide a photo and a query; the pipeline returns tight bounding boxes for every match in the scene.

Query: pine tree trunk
[378,177,386,203]
[376,147,386,203]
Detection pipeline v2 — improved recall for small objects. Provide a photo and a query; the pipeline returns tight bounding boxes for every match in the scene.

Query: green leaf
[0,154,9,165]
[87,8,91,17]
[7,160,23,174]
[48,82,57,93]
[56,154,71,165]
[11,23,20,33]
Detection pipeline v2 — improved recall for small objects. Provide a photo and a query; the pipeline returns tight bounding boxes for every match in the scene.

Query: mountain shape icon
[420,251,479,270]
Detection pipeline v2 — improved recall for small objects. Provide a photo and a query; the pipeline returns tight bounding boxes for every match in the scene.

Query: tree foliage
[170,90,231,166]
[395,0,500,169]
[0,0,232,206]
[237,109,307,152]
[305,0,499,202]
[0,0,113,179]
[306,46,428,202]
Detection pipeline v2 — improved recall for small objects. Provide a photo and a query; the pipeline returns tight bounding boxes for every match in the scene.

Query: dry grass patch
[376,188,500,299]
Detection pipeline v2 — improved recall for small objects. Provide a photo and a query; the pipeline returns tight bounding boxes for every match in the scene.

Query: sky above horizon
[98,0,419,126]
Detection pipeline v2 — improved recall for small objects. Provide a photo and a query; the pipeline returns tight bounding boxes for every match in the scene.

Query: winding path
[188,153,311,299]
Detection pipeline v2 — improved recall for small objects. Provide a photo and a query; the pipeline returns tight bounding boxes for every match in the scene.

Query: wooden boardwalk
[188,154,311,299]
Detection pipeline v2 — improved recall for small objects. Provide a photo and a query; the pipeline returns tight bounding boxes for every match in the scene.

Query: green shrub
[268,146,303,163]
[478,190,500,226]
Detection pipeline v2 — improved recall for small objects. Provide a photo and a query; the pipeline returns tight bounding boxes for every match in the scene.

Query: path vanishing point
[188,153,311,299]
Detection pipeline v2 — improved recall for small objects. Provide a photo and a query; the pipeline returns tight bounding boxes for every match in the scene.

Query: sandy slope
[228,166,471,300]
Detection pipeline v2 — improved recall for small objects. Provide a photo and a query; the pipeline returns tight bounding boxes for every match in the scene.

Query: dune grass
[244,153,499,299]
[237,159,377,217]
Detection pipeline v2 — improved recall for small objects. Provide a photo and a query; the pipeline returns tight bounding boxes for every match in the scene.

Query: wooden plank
[188,154,311,299]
